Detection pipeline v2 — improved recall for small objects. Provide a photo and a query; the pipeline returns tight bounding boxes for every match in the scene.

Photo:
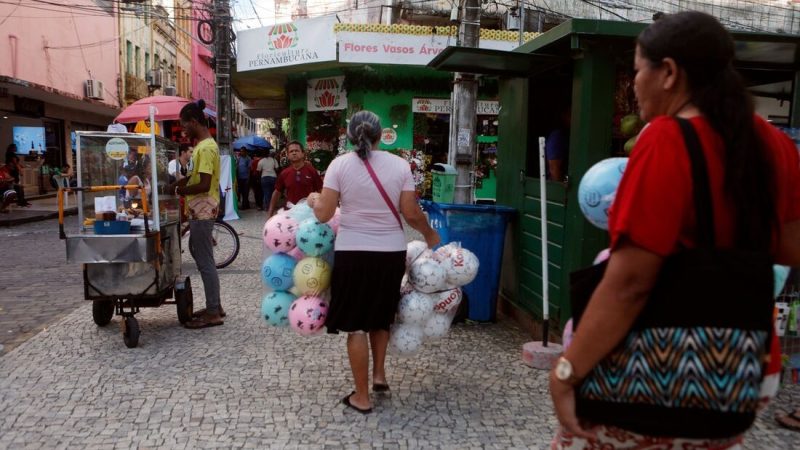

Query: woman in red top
[550,12,800,448]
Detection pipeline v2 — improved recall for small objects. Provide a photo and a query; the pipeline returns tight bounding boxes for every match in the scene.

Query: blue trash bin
[420,200,516,322]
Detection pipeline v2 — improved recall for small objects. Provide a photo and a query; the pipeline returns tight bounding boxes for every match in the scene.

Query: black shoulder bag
[568,118,774,439]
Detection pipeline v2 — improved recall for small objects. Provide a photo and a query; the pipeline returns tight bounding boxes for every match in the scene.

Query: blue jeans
[261,176,276,209]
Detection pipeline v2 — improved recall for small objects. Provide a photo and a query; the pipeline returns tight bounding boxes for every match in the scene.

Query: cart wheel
[92,301,114,326]
[123,316,140,348]
[175,277,194,324]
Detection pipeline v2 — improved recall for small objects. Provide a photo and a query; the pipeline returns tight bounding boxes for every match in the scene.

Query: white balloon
[389,324,424,356]
[443,247,480,287]
[406,240,428,268]
[423,314,452,340]
[431,288,462,314]
[397,291,434,325]
[433,243,458,262]
[409,258,447,293]
[399,273,415,295]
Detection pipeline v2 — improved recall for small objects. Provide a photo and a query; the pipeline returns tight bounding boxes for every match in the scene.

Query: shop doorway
[413,113,450,165]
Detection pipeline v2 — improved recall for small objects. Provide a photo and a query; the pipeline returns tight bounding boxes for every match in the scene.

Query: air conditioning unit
[146,70,163,89]
[84,79,104,100]
[163,86,177,96]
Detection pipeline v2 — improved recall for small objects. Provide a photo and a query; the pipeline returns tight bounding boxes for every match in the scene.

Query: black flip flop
[372,383,390,393]
[342,392,372,414]
[775,410,800,432]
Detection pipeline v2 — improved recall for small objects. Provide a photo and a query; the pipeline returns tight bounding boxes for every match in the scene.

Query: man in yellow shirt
[134,118,161,154]
[172,99,223,329]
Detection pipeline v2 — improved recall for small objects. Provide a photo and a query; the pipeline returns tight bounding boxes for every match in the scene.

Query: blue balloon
[261,291,296,326]
[774,264,791,298]
[261,253,297,290]
[296,218,335,257]
[578,157,628,230]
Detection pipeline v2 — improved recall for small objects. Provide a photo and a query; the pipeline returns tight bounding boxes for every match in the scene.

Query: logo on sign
[105,137,129,161]
[381,128,397,145]
[268,23,299,50]
[416,99,432,112]
[313,78,342,109]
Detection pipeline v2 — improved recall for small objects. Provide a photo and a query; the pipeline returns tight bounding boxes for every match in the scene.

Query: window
[135,46,141,77]
[145,52,150,76]
[126,41,133,74]
[170,65,175,87]
[154,53,159,70]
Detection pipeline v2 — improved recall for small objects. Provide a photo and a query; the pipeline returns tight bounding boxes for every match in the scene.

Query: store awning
[427,47,567,77]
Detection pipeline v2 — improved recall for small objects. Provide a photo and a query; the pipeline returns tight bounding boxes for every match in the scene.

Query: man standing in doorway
[267,141,322,217]
[173,99,224,329]
[235,148,251,210]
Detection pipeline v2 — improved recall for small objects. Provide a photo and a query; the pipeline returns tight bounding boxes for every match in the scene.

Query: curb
[0,209,77,227]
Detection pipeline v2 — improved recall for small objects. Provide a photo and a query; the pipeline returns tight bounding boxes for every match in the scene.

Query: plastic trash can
[431,164,457,203]
[421,200,516,322]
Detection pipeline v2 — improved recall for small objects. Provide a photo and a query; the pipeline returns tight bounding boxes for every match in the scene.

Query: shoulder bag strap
[363,157,404,230]
[676,117,715,248]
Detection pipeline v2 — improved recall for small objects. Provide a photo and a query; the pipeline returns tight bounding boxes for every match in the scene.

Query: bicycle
[181,219,240,269]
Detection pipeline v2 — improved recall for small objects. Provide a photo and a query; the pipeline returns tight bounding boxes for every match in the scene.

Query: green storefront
[233,22,534,200]
[430,19,800,334]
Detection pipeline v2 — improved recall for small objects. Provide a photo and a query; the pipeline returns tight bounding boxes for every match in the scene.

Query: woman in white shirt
[256,151,279,210]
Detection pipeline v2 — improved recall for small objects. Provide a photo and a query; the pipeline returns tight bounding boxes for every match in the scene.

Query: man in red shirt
[266,141,322,217]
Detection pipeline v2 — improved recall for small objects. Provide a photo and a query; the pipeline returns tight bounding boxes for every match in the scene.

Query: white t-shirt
[168,159,192,177]
[323,151,415,252]
[256,156,278,178]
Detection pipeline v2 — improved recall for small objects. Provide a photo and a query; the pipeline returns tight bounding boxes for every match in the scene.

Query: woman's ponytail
[347,111,382,160]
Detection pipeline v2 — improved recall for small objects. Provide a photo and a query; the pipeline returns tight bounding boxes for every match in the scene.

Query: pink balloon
[287,246,305,261]
[263,214,298,253]
[593,248,611,265]
[288,295,328,336]
[562,318,574,350]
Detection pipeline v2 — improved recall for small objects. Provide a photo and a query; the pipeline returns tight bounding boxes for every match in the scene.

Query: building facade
[174,0,193,99]
[151,4,178,96]
[191,0,217,111]
[119,1,152,105]
[0,0,121,195]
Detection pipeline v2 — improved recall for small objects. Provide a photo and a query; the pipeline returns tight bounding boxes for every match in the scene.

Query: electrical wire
[0,0,21,27]
[69,9,92,78]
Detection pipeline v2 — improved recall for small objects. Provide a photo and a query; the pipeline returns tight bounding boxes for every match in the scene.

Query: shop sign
[338,32,517,66]
[237,16,337,72]
[307,76,347,112]
[412,98,500,115]
[105,137,129,161]
[381,128,398,145]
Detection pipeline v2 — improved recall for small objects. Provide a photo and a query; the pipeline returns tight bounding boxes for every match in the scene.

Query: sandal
[372,383,390,393]
[184,312,224,329]
[342,392,372,414]
[775,409,800,432]
[192,307,226,318]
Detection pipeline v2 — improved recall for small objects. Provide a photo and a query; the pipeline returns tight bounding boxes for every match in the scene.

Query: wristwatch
[554,356,582,385]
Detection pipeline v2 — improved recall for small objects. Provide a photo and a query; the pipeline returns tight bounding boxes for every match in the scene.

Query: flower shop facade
[233,17,537,199]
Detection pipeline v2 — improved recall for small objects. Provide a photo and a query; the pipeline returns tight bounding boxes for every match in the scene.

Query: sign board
[105,137,129,160]
[307,76,347,112]
[237,16,337,71]
[338,32,518,66]
[380,128,398,145]
[412,98,500,115]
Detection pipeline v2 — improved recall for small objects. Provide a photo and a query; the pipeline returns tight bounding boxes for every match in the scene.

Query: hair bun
[196,99,206,110]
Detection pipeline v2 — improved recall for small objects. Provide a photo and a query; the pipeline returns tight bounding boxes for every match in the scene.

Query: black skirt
[326,250,406,333]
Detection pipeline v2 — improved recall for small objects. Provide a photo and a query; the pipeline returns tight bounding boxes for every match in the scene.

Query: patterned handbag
[569,118,775,439]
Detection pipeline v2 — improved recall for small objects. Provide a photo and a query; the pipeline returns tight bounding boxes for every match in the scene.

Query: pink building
[0,0,120,185]
[192,0,216,112]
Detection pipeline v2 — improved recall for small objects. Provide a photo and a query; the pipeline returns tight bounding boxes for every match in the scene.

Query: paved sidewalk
[0,210,797,448]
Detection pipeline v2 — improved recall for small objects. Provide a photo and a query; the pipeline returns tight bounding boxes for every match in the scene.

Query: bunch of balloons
[389,240,480,356]
[260,200,340,336]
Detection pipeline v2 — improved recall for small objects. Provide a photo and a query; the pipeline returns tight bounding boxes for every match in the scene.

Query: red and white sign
[237,16,338,72]
[380,128,398,145]
[338,32,518,66]
[307,76,347,112]
[413,98,500,115]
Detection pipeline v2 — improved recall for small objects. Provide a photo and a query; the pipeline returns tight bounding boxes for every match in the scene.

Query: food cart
[58,129,192,348]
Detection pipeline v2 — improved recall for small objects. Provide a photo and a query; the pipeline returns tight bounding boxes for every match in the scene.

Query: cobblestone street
[0,211,798,448]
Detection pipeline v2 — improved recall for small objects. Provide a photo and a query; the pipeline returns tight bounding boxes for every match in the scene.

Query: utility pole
[448,0,480,204]
[214,0,233,155]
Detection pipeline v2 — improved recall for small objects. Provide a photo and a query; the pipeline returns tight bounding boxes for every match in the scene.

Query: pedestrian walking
[172,99,225,329]
[250,152,263,210]
[236,148,252,210]
[259,148,283,216]
[550,12,800,449]
[307,111,440,414]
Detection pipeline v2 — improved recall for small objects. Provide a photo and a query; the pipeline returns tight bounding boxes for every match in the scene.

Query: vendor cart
[58,128,192,348]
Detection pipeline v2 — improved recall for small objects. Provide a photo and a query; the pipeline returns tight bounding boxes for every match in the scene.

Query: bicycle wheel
[211,221,240,269]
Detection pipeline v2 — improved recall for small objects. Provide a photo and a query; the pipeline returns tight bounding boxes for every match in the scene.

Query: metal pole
[518,1,524,47]
[149,105,160,231]
[538,137,549,345]
[214,0,233,156]
[448,0,480,204]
